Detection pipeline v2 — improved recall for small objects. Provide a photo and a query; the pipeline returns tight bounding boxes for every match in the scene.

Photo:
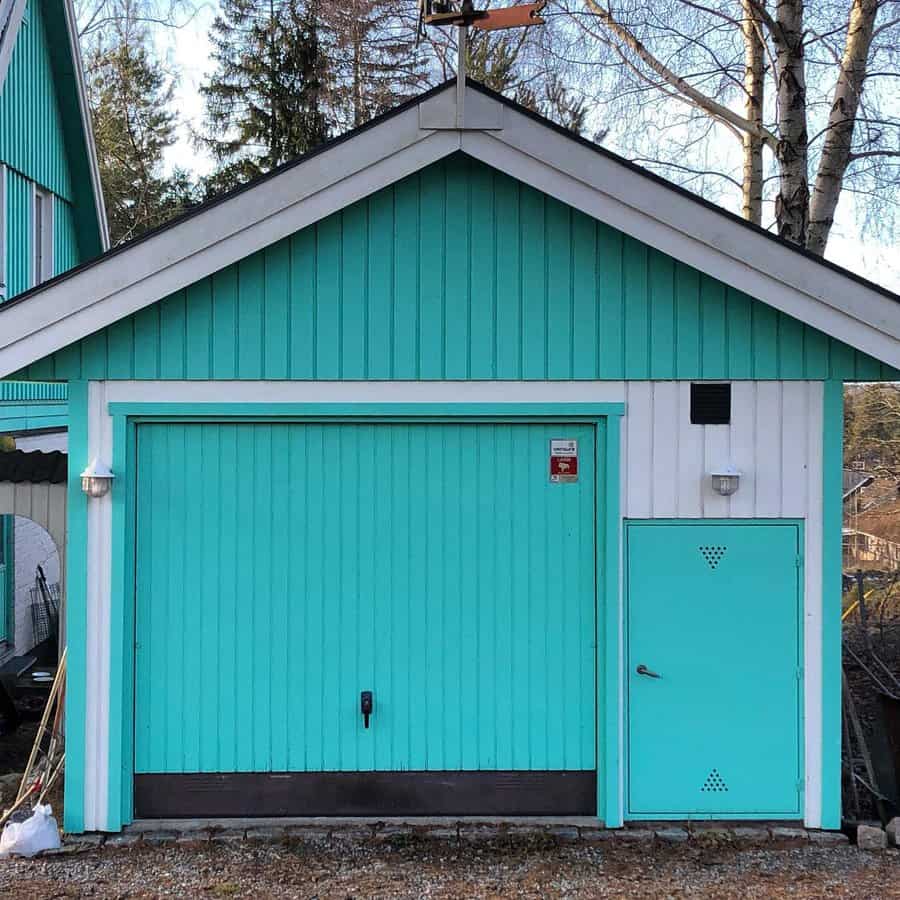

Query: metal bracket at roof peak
[419,1,546,35]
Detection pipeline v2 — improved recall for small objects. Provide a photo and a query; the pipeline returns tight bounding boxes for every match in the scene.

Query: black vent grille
[690,383,731,425]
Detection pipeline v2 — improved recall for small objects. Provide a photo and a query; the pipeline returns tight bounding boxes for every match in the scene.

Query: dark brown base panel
[133,771,597,818]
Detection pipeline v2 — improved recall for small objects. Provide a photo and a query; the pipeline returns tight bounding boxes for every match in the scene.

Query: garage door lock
[360,691,374,728]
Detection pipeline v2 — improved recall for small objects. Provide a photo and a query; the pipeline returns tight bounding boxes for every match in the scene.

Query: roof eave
[0,79,897,376]
[62,0,109,250]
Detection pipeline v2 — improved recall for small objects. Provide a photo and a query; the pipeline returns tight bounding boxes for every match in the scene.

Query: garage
[131,420,598,817]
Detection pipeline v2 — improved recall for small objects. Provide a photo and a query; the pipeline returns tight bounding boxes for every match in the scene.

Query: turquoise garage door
[133,421,597,816]
[626,521,802,819]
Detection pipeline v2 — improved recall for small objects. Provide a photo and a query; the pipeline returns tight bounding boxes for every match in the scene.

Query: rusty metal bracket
[472,0,547,31]
[422,1,546,31]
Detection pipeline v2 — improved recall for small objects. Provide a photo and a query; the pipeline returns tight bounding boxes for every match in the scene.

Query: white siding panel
[782,382,811,517]
[625,384,653,518]
[728,383,757,518]
[622,380,818,522]
[675,382,703,517]
[702,424,730,519]
[754,381,783,516]
[650,381,679,517]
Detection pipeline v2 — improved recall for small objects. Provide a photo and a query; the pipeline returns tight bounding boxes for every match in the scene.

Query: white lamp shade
[710,464,741,497]
[80,458,115,497]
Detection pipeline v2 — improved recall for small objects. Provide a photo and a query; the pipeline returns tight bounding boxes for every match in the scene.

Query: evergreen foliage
[200,0,331,194]
[86,33,197,244]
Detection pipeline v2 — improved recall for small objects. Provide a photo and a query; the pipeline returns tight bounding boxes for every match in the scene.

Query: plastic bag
[0,804,62,857]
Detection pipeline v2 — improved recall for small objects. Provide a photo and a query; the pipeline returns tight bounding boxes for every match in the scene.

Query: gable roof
[0,0,108,254]
[843,468,875,501]
[0,78,897,378]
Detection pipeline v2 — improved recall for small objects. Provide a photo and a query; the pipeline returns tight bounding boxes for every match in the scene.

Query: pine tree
[321,0,427,130]
[200,0,331,194]
[86,32,195,243]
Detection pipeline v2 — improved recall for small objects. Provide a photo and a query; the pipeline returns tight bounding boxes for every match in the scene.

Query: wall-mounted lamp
[81,458,115,498]
[710,464,741,497]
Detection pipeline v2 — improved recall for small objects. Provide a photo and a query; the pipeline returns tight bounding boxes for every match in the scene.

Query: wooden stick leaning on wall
[0,649,67,828]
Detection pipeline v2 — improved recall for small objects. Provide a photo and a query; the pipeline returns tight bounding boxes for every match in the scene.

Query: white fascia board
[463,110,900,369]
[0,114,461,377]
[0,0,26,90]
[62,0,109,250]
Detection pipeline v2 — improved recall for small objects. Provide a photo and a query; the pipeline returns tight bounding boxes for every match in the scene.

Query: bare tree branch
[581,0,779,148]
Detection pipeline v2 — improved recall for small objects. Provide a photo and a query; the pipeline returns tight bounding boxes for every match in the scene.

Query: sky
[156,8,900,296]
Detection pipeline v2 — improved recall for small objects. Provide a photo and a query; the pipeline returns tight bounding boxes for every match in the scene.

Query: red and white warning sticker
[549,439,578,483]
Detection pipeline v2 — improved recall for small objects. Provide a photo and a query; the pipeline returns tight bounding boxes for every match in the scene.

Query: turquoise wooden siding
[4,168,30,297]
[0,0,74,201]
[19,156,895,382]
[2,170,80,300]
[627,521,801,818]
[0,381,66,401]
[134,421,597,774]
[54,195,79,275]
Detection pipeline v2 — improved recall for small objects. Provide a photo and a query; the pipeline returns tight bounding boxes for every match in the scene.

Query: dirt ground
[0,837,898,899]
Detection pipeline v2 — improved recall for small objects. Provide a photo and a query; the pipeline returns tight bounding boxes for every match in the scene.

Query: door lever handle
[636,664,661,679]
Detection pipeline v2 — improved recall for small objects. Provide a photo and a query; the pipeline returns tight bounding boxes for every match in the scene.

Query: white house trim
[62,0,109,250]
[0,0,26,90]
[1,81,897,377]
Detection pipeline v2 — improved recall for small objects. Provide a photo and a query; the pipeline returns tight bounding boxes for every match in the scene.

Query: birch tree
[554,0,900,253]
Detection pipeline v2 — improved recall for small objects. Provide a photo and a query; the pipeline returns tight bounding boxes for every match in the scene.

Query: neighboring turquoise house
[0,79,898,835]
[0,0,106,659]
[0,0,107,299]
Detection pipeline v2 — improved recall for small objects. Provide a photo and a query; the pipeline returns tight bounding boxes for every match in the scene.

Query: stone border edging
[44,823,852,854]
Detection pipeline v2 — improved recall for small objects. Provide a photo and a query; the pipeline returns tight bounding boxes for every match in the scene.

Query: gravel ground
[0,836,898,899]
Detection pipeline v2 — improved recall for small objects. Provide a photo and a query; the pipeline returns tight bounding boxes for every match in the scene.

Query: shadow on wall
[1,517,61,669]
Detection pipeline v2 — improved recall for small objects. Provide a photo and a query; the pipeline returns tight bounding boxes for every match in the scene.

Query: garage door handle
[636,664,661,679]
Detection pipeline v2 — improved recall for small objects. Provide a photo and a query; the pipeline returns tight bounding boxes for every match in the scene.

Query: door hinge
[797,778,805,794]
[796,666,804,681]
[795,555,802,569]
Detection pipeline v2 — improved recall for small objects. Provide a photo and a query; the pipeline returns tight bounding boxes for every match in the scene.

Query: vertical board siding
[1,174,78,303]
[622,381,823,520]
[0,380,66,401]
[0,0,74,200]
[53,195,79,275]
[19,157,894,382]
[5,168,30,297]
[133,421,596,775]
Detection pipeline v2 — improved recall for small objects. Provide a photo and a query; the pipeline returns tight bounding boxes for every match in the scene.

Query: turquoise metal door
[133,421,597,815]
[626,521,802,819]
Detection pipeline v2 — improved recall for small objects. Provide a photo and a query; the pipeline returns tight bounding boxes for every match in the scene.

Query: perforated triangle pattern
[699,545,726,570]
[701,768,729,793]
